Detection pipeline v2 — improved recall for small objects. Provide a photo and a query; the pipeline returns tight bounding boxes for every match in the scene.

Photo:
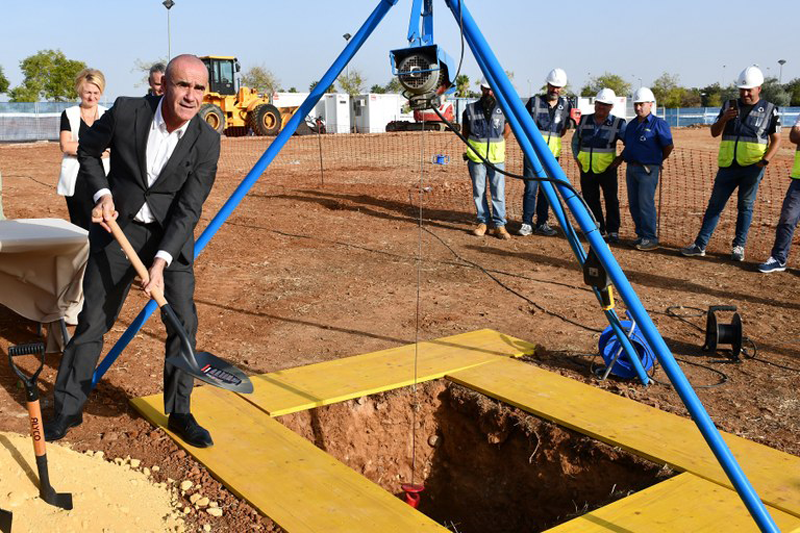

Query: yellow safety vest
[528,95,571,158]
[576,114,625,174]
[465,100,506,164]
[718,99,777,168]
[792,150,800,179]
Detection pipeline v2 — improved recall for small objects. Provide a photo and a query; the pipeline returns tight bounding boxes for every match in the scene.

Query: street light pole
[342,33,352,81]
[163,0,175,61]
[779,59,787,84]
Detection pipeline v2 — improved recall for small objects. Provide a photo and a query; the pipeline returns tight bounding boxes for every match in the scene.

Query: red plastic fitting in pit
[400,483,424,508]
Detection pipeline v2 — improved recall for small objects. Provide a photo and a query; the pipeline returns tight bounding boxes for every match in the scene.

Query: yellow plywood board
[247,329,535,416]
[545,473,800,532]
[447,357,800,519]
[131,386,448,533]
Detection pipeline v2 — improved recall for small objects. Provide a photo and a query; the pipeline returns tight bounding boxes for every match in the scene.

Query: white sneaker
[732,245,745,262]
[517,223,533,236]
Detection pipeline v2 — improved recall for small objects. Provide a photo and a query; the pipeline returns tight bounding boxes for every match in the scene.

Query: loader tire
[199,103,225,134]
[249,104,282,136]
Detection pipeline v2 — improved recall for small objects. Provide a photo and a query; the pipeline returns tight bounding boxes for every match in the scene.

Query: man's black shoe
[43,412,83,442]
[168,413,214,448]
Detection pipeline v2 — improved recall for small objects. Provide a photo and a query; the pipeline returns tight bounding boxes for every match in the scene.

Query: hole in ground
[278,380,674,532]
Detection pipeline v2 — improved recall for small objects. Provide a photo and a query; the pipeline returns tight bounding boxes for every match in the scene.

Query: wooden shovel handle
[106,218,168,307]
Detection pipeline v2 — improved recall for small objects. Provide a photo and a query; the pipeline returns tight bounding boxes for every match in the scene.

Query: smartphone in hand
[728,99,738,111]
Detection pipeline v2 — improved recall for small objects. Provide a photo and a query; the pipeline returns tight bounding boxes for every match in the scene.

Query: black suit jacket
[77,95,220,264]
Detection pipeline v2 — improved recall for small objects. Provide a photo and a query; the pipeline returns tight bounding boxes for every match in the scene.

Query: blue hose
[598,321,656,379]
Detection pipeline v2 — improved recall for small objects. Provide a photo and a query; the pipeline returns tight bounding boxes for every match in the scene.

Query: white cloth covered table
[0,218,89,351]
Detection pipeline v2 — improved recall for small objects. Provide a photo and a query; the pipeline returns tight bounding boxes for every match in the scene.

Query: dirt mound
[0,431,184,533]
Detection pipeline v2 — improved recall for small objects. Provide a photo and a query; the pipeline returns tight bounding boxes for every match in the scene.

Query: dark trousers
[522,155,551,226]
[694,164,765,249]
[770,179,800,263]
[580,168,620,234]
[53,221,197,416]
[64,177,95,231]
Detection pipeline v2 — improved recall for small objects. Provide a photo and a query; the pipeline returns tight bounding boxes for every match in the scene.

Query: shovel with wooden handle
[107,218,253,394]
[8,342,73,511]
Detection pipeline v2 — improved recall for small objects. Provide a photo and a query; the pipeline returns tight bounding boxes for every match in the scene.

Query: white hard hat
[737,66,764,89]
[480,81,491,90]
[595,88,616,104]
[633,87,656,103]
[545,68,568,88]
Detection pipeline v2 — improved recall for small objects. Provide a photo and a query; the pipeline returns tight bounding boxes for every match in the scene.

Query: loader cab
[201,56,240,96]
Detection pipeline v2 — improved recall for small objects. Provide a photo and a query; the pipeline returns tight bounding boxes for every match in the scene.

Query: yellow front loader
[198,56,299,136]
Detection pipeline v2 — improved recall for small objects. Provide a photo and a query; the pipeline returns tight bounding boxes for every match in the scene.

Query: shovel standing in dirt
[106,218,253,394]
[8,342,73,513]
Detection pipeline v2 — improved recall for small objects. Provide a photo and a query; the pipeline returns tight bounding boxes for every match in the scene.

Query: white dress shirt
[94,100,191,267]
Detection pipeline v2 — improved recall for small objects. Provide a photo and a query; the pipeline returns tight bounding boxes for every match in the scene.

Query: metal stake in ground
[106,218,253,394]
[8,342,73,511]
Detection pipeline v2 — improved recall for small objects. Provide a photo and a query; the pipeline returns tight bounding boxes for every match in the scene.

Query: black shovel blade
[166,352,254,394]
[0,508,11,533]
[41,487,73,511]
[160,304,254,394]
[36,456,72,510]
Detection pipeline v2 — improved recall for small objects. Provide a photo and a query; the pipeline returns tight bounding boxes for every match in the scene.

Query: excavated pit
[278,379,674,532]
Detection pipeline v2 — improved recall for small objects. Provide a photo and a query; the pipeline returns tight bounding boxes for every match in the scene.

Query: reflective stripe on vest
[576,115,623,174]
[792,149,800,179]
[718,100,776,167]
[466,101,506,163]
[530,95,569,157]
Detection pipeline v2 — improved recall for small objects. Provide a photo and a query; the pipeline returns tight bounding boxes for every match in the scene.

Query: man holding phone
[682,65,781,261]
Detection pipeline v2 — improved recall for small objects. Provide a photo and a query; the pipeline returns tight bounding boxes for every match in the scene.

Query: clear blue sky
[1,0,797,101]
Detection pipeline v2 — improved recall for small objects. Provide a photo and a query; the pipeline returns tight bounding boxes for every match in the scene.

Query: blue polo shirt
[621,113,673,166]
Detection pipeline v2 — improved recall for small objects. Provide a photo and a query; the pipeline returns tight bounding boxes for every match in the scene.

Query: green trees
[337,69,365,97]
[580,73,631,98]
[0,66,9,94]
[760,77,790,107]
[9,50,86,102]
[309,80,337,94]
[241,64,279,97]
[785,78,800,106]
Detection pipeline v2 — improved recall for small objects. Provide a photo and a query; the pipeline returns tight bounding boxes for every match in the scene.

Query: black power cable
[663,306,800,373]
[422,226,602,333]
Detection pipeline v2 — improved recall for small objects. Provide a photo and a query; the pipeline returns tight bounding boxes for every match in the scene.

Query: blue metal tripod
[91,1,778,530]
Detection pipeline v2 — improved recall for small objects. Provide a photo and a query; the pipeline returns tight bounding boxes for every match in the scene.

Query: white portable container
[352,93,409,133]
[314,93,351,134]
[271,92,311,108]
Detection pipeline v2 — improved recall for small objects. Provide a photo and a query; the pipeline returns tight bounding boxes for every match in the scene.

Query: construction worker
[518,68,572,237]
[622,87,674,251]
[462,82,512,240]
[682,65,781,262]
[571,88,626,243]
[758,113,800,273]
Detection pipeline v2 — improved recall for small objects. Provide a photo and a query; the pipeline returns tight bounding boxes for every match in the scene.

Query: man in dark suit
[45,54,220,448]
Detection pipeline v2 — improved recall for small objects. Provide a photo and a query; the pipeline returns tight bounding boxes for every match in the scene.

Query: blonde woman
[58,68,110,230]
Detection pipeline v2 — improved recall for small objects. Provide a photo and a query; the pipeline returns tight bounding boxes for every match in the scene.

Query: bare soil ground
[0,128,799,531]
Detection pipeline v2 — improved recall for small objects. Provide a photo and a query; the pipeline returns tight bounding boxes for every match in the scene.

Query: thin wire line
[410,116,426,486]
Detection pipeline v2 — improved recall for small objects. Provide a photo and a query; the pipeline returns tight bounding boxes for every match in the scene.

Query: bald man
[46,55,221,448]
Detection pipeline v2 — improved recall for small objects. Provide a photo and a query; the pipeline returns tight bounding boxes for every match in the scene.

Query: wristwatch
[760,159,770,166]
